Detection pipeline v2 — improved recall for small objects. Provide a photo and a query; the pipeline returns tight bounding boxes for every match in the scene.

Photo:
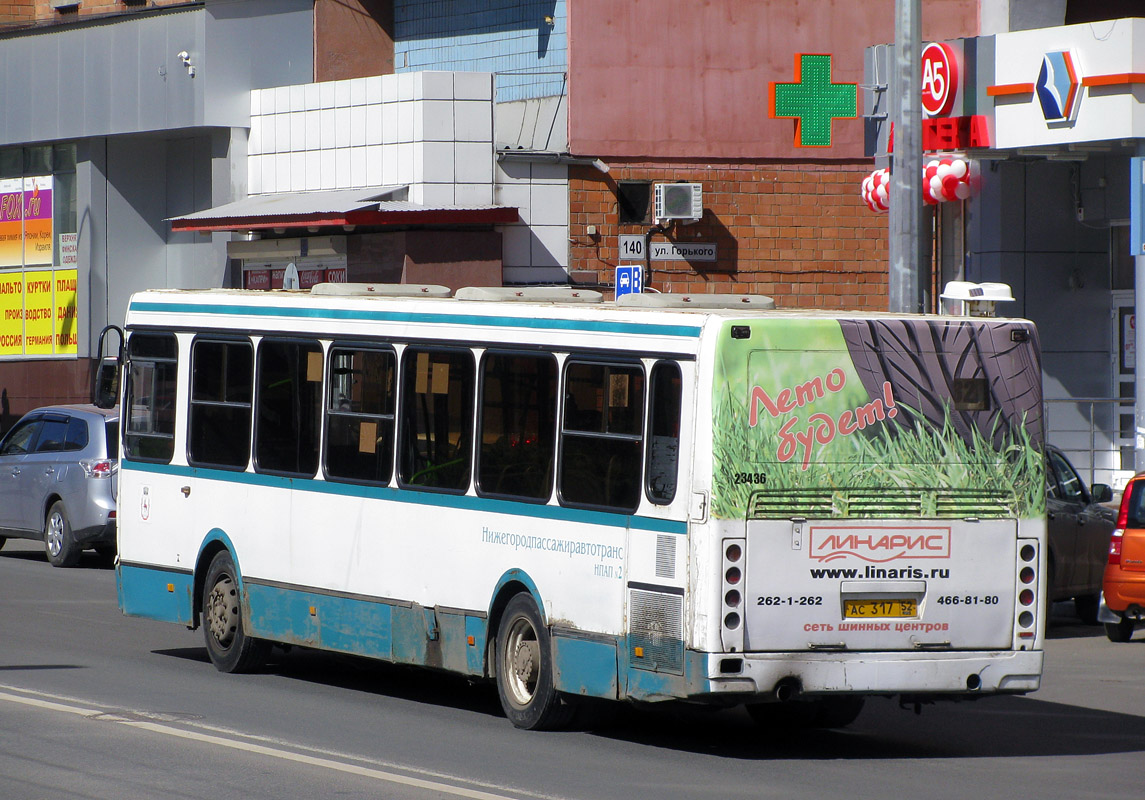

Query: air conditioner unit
[654,183,703,222]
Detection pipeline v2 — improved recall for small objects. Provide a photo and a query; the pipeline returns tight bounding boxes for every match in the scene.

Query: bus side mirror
[91,325,124,409]
[92,359,119,409]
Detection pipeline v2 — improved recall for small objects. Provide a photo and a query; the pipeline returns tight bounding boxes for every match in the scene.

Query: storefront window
[0,143,79,358]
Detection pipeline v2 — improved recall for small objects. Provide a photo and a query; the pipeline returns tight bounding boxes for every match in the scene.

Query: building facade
[22,0,1132,446]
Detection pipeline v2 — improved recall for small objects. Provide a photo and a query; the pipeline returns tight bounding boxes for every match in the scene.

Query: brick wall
[0,359,92,435]
[0,0,191,25]
[569,162,890,311]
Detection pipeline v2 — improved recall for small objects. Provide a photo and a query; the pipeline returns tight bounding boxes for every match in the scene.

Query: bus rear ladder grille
[747,488,1016,519]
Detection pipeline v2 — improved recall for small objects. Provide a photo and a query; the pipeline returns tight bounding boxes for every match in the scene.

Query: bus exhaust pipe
[774,679,801,703]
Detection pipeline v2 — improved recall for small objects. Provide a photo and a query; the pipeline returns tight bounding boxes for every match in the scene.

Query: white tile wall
[530,182,568,226]
[247,71,499,200]
[244,71,568,274]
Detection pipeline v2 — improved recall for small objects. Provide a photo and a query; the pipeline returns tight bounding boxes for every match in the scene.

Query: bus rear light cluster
[1015,540,1039,640]
[721,539,746,649]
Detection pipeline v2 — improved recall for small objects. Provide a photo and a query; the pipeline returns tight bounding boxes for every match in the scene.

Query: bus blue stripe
[127,301,703,339]
[122,460,688,535]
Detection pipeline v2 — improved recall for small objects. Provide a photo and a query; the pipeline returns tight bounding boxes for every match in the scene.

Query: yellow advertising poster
[0,271,23,356]
[23,270,54,355]
[54,269,78,355]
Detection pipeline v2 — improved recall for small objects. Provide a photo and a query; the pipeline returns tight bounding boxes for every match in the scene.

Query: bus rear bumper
[701,649,1043,698]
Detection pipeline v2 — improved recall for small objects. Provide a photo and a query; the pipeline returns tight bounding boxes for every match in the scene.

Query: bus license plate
[844,599,917,618]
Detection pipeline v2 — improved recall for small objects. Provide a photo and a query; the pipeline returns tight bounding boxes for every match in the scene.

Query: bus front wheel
[495,593,574,730]
[202,551,269,673]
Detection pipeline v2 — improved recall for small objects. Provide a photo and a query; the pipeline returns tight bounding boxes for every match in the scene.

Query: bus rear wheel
[495,593,574,730]
[202,551,269,673]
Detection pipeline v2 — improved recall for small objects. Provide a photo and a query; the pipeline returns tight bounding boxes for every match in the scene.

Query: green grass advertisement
[711,317,1045,521]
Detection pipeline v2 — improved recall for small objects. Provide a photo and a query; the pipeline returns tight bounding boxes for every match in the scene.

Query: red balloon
[941,174,960,200]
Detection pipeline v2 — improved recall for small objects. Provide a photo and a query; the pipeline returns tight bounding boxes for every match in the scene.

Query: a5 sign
[921,42,959,117]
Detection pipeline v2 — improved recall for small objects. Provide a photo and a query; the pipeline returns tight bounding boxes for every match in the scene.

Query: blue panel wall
[394,0,567,101]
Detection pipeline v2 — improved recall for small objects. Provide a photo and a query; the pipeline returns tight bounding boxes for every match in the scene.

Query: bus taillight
[721,538,747,651]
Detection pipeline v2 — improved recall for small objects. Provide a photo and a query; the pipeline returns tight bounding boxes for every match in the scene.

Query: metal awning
[169,186,519,232]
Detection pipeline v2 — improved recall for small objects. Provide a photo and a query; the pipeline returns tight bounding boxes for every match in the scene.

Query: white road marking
[0,685,561,800]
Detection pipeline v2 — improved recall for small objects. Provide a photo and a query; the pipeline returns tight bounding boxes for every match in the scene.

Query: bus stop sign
[616,264,642,299]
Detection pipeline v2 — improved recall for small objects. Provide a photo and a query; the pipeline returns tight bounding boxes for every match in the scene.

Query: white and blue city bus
[110,284,1047,729]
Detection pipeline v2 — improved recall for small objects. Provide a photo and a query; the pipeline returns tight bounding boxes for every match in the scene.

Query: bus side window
[123,332,178,463]
[398,347,474,492]
[325,346,395,485]
[646,361,682,504]
[189,339,253,469]
[476,352,557,501]
[255,339,323,477]
[558,361,644,512]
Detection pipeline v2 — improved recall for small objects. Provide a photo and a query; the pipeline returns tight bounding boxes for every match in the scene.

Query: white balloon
[930,176,943,193]
[877,184,889,201]
[951,160,968,178]
[955,182,971,200]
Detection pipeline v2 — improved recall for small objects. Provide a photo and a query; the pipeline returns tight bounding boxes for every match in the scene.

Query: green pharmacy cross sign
[770,53,858,148]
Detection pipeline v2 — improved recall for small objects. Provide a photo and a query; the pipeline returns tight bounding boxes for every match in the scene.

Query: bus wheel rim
[504,616,540,708]
[206,576,239,649]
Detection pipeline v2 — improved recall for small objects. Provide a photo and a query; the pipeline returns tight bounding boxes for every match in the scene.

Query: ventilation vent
[655,535,676,579]
[629,589,684,674]
[747,488,1017,520]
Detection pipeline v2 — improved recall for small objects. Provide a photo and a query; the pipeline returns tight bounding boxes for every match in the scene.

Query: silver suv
[0,405,118,567]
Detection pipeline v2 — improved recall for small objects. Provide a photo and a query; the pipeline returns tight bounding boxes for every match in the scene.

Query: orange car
[1099,475,1145,642]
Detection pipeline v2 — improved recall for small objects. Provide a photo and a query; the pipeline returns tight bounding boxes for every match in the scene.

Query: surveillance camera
[177,50,189,62]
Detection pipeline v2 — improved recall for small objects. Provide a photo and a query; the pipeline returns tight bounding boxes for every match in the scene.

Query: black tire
[1104,617,1136,643]
[495,593,575,730]
[202,550,269,673]
[747,697,865,730]
[1073,594,1100,626]
[44,501,80,567]
[840,318,1043,450]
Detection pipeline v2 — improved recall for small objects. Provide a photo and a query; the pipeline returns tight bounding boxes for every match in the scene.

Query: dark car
[0,405,118,567]
[1046,445,1116,623]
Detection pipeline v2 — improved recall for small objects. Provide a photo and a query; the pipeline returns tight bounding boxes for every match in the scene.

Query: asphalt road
[1,537,1142,800]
